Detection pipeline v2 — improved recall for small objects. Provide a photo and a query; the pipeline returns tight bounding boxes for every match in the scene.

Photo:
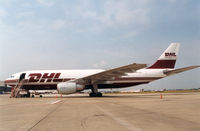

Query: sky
[0,0,199,90]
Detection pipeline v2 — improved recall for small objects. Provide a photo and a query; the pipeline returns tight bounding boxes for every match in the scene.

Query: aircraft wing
[76,63,147,84]
[164,65,200,76]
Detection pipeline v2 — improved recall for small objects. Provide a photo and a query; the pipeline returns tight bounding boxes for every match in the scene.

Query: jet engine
[57,82,84,94]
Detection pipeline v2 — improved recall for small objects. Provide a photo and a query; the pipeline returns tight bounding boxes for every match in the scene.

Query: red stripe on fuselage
[22,82,150,90]
[4,80,18,83]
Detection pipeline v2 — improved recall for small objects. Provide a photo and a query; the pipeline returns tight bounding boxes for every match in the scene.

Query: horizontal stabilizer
[164,65,200,76]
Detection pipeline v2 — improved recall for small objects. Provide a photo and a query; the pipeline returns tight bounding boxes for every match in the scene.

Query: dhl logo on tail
[165,52,176,57]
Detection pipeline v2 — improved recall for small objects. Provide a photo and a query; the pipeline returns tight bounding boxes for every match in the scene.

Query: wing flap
[164,65,200,76]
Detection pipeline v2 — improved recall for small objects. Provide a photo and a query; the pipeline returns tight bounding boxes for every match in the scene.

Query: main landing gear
[89,84,103,97]
[89,92,102,97]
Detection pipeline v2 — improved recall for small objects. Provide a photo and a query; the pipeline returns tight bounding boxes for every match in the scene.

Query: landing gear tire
[89,92,102,97]
[32,94,35,98]
[40,95,43,98]
[89,93,95,97]
[97,92,102,97]
[26,91,30,98]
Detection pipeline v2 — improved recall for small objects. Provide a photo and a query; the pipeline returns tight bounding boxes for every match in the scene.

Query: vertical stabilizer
[148,43,180,69]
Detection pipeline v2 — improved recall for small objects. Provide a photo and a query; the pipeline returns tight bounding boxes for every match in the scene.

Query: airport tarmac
[0,92,200,131]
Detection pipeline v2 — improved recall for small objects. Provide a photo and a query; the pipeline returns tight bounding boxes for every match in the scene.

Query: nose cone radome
[4,78,17,85]
[4,78,9,84]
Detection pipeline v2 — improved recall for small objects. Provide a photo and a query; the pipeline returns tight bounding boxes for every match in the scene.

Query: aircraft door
[19,73,26,81]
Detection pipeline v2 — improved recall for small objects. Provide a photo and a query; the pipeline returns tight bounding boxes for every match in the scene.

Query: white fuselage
[4,68,169,90]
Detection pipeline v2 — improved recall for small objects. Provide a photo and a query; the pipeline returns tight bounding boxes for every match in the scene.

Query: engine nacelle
[57,82,84,94]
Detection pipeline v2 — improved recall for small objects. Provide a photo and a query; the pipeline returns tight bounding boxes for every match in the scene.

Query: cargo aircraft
[4,43,200,97]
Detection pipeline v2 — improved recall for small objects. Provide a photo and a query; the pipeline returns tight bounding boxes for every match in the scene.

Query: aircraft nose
[4,78,14,85]
[4,78,9,84]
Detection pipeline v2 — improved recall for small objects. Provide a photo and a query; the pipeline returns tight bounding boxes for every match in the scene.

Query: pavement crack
[95,103,141,131]
[27,100,64,131]
[81,114,106,131]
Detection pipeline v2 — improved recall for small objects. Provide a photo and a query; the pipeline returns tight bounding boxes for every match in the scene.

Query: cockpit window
[10,75,14,78]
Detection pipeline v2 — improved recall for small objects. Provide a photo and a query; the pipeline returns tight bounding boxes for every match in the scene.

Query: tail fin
[148,43,180,69]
